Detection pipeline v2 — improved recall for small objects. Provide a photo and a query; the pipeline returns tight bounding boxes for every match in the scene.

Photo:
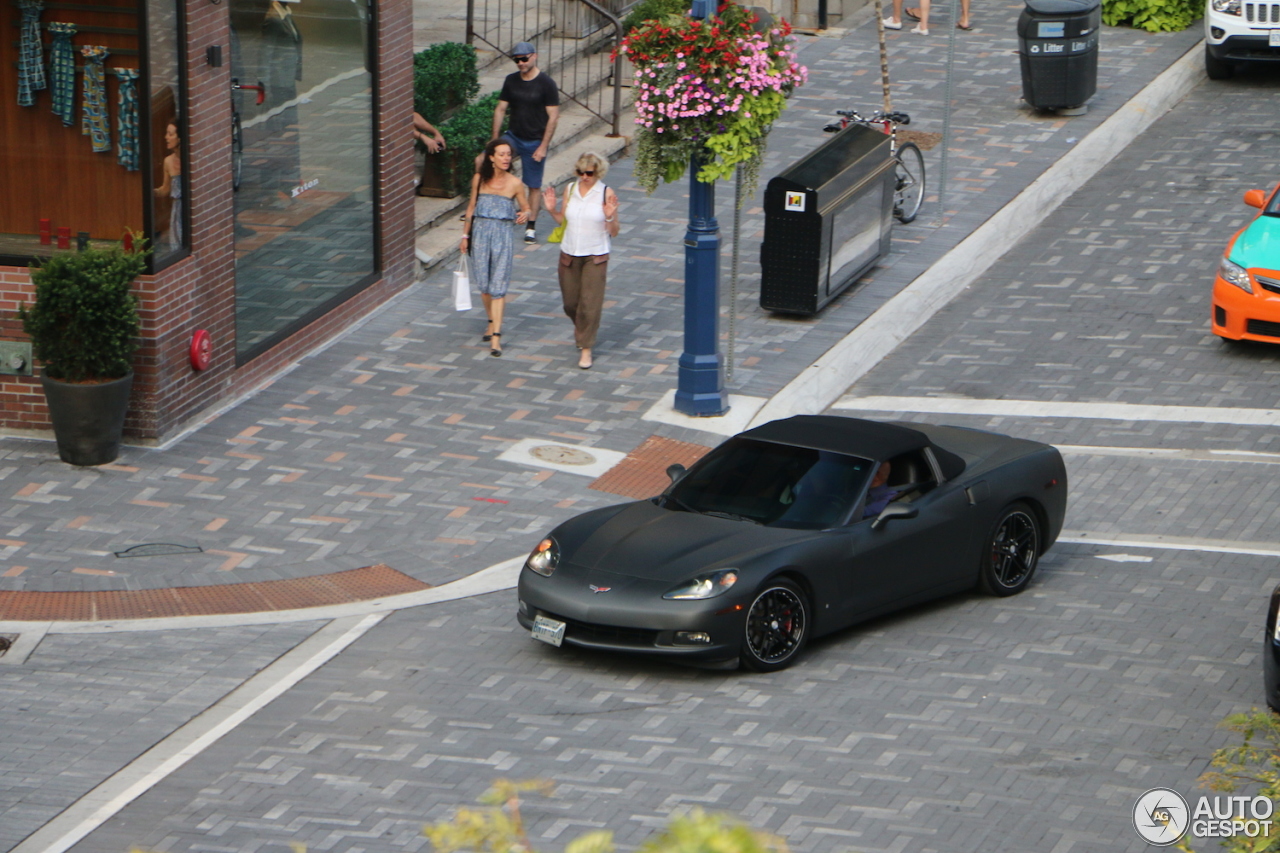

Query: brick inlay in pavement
[588,435,712,499]
[0,564,427,621]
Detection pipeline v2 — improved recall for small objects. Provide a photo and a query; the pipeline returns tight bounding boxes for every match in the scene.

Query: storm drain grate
[114,543,204,558]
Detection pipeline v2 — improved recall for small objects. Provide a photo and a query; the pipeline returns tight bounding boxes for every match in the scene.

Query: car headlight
[663,569,738,600]
[525,538,560,577]
[1211,0,1240,14]
[1219,257,1253,294]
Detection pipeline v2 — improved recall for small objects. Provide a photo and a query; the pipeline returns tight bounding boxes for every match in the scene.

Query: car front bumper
[1211,275,1280,342]
[517,568,745,662]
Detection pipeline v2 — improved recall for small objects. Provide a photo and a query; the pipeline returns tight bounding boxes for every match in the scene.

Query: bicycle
[229,78,264,191]
[824,108,926,224]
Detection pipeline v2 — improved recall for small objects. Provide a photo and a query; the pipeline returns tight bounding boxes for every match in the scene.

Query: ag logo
[1134,787,1190,846]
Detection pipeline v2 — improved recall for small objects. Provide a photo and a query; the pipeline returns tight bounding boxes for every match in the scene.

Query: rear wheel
[978,502,1041,596]
[741,580,809,672]
[893,141,925,224]
[1205,46,1233,80]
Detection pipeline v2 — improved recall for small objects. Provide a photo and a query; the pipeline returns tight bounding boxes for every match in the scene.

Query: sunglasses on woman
[576,169,595,177]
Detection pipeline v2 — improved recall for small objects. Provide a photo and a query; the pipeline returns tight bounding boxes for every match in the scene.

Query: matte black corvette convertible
[517,415,1068,671]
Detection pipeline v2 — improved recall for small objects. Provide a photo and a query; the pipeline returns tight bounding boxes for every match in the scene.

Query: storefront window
[230,0,377,361]
[0,0,186,267]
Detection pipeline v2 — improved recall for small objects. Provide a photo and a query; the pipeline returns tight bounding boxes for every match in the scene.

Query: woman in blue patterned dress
[460,139,529,356]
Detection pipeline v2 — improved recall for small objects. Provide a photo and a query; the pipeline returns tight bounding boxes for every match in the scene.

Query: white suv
[1205,0,1280,78]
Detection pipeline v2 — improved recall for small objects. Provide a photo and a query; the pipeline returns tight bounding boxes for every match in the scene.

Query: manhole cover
[529,444,597,466]
[114,543,204,559]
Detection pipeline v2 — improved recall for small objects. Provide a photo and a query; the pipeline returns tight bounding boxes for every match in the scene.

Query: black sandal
[490,332,502,357]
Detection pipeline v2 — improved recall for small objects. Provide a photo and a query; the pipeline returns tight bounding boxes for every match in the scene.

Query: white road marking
[1058,534,1280,558]
[833,395,1280,426]
[9,613,385,853]
[1094,554,1154,563]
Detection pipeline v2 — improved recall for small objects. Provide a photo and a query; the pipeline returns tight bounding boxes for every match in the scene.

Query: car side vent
[1256,274,1280,295]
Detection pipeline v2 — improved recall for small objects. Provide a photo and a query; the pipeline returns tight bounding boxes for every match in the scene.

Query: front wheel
[741,580,809,672]
[1204,46,1233,80]
[978,501,1041,596]
[893,141,925,224]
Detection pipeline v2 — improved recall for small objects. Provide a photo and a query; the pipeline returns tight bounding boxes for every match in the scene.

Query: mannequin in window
[154,121,182,249]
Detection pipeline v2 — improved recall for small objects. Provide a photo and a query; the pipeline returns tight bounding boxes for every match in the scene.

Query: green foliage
[425,781,786,853]
[1101,0,1198,32]
[19,244,147,382]
[622,0,691,34]
[1176,709,1280,853]
[414,42,481,125]
[436,91,505,197]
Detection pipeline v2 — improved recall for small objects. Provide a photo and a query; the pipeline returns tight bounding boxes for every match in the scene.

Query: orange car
[1212,180,1280,342]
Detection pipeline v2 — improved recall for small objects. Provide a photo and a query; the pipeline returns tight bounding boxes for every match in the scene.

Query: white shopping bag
[453,253,472,312]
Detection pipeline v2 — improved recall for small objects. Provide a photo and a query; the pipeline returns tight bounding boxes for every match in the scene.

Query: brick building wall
[0,0,415,442]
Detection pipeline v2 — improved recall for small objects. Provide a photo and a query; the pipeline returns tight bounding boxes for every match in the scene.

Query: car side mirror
[1245,189,1266,209]
[871,504,918,531]
[666,463,687,484]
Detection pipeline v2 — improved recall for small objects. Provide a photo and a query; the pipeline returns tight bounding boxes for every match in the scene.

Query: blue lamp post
[674,0,729,417]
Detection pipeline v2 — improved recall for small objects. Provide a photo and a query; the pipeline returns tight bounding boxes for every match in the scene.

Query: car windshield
[1268,190,1280,217]
[667,438,874,529]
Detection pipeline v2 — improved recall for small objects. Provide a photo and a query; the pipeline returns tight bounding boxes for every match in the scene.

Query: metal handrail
[466,0,631,137]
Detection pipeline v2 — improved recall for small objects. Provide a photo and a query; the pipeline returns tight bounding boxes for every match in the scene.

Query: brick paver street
[2,5,1277,852]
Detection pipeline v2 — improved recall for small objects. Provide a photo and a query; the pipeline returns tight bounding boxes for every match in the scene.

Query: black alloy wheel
[979,501,1041,596]
[741,581,808,672]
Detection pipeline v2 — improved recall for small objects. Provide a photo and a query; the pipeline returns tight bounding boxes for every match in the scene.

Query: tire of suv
[1205,45,1234,80]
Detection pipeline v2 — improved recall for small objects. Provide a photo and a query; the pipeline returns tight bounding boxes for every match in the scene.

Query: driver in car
[862,462,900,518]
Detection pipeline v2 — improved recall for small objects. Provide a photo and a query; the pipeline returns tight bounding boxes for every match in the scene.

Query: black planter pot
[40,372,134,466]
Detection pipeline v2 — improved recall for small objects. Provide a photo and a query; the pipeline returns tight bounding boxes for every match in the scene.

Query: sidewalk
[0,15,1202,612]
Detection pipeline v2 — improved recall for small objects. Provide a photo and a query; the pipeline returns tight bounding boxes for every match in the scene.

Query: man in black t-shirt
[493,41,560,244]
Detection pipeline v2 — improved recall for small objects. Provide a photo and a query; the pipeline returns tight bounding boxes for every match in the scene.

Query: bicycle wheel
[893,141,925,224]
[231,113,244,191]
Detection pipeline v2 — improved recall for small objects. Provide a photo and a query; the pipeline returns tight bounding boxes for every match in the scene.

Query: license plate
[532,615,566,647]
[1271,30,1280,47]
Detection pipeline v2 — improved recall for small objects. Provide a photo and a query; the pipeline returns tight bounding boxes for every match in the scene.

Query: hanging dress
[470,193,517,298]
[167,174,183,249]
[17,0,47,107]
[49,23,77,126]
[80,45,111,153]
[112,68,139,170]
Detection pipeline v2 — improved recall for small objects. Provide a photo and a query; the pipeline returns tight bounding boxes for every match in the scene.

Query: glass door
[229,0,377,361]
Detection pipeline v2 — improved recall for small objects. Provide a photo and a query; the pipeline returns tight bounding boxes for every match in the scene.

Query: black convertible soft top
[742,415,927,459]
[741,415,966,480]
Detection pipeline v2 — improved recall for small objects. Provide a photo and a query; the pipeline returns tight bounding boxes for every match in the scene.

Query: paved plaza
[3,3,1280,851]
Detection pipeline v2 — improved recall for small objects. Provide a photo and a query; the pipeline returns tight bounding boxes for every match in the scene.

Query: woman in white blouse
[542,153,619,369]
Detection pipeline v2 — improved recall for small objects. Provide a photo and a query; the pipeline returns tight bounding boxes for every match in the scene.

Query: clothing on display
[49,23,78,126]
[17,0,47,107]
[113,68,139,170]
[80,45,112,153]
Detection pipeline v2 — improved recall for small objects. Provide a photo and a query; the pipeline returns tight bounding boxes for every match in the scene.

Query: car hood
[1232,216,1280,270]
[563,500,810,581]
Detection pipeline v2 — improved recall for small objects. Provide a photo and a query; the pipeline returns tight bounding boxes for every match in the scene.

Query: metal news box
[760,124,895,316]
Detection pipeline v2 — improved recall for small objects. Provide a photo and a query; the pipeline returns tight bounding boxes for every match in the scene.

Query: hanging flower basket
[619,2,807,195]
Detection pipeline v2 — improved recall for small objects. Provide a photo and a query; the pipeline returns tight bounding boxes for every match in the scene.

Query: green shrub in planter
[1101,0,1197,31]
[18,245,147,382]
[414,42,480,125]
[438,91,505,197]
[622,0,690,33]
